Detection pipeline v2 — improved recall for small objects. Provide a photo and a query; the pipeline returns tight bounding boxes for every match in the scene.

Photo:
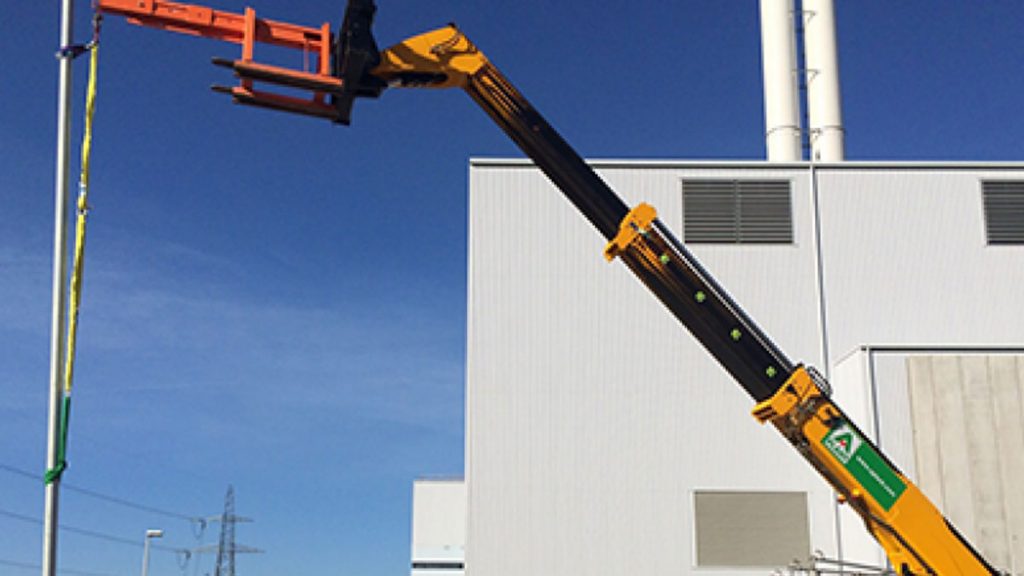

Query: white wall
[467,161,832,576]
[816,167,1024,357]
[465,161,1024,576]
[817,165,1024,571]
[412,479,466,576]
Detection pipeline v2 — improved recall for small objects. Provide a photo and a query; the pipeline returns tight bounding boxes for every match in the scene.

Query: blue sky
[2,2,1023,575]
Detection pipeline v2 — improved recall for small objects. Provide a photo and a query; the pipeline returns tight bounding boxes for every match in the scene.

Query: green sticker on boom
[822,422,907,511]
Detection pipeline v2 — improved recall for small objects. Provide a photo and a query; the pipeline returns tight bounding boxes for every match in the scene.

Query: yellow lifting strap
[64,42,99,396]
[46,29,100,485]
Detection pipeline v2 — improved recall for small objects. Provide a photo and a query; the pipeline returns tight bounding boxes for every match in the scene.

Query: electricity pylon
[193,485,262,576]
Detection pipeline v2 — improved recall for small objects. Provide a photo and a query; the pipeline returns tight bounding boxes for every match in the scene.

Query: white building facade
[411,478,466,576]
[462,161,1024,575]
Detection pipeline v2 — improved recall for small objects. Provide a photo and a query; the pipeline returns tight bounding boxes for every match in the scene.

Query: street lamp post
[141,529,163,576]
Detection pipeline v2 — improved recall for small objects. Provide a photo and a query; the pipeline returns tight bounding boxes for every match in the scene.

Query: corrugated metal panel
[467,163,1024,576]
[818,169,1024,357]
[467,164,829,576]
[982,181,1024,244]
[813,169,1024,568]
[682,180,793,244]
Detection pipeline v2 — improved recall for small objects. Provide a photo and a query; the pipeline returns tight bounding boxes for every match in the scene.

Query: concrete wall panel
[906,354,1024,571]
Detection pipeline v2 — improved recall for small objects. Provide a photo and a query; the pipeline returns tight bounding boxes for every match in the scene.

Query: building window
[982,181,1024,245]
[683,180,793,244]
[693,491,810,568]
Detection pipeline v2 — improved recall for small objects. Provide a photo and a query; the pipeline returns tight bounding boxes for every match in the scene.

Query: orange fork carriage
[97,0,351,120]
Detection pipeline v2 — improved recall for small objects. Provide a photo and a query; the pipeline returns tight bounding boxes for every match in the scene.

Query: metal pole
[43,0,75,575]
[141,538,152,576]
[141,530,163,576]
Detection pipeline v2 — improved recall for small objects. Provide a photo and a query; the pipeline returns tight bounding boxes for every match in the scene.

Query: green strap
[44,396,72,484]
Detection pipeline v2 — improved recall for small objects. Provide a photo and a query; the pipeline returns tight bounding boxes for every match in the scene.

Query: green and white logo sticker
[822,421,907,511]
[823,423,862,464]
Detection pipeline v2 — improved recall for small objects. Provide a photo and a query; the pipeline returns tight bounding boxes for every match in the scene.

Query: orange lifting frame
[97,0,344,119]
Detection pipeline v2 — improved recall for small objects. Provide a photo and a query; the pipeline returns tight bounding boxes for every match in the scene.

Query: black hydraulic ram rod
[464,63,795,402]
[466,64,630,241]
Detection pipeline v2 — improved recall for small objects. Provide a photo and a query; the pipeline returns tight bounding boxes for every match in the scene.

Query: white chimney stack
[802,0,845,161]
[759,0,802,162]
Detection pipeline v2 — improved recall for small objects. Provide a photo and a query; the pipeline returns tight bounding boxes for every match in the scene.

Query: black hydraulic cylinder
[465,63,795,402]
[618,220,796,401]
[466,65,630,241]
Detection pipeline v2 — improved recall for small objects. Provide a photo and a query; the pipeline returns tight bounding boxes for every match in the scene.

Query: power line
[0,557,123,576]
[61,479,201,524]
[0,507,191,555]
[0,462,204,525]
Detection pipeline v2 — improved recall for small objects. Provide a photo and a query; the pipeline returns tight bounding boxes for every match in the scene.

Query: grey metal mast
[42,0,76,575]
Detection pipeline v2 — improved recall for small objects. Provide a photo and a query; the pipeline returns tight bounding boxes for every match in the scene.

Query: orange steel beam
[97,0,341,120]
[96,0,330,54]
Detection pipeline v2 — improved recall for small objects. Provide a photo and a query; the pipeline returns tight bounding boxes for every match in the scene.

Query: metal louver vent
[683,180,793,244]
[694,491,810,567]
[983,181,1024,245]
